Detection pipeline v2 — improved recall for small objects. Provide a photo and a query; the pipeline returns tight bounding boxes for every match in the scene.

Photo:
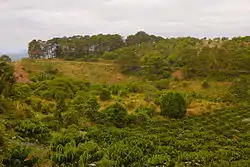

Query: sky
[0,0,250,53]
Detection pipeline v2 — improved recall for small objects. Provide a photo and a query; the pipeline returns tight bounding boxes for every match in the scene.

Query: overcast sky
[1,0,250,53]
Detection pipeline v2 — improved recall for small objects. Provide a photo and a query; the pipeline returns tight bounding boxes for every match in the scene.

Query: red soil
[14,63,31,83]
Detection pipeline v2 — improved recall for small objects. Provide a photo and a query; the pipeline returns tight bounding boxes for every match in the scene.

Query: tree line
[28,32,250,80]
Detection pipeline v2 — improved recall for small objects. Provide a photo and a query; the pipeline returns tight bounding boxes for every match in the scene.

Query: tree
[160,92,187,118]
[126,31,152,46]
[0,55,12,62]
[97,103,130,127]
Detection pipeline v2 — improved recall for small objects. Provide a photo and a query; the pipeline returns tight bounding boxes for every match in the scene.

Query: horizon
[1,32,249,54]
[1,0,250,52]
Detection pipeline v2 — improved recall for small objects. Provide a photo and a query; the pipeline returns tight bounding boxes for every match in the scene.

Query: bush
[71,93,100,119]
[228,76,250,102]
[160,92,187,118]
[62,109,79,126]
[35,78,78,101]
[50,129,99,166]
[15,120,51,143]
[97,103,130,127]
[11,83,32,100]
[27,97,56,114]
[109,85,122,95]
[135,105,155,117]
[3,146,39,167]
[126,82,143,93]
[99,88,111,101]
[118,89,129,97]
[154,79,171,90]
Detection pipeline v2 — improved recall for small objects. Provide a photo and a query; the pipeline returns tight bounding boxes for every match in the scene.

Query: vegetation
[159,92,187,118]
[1,32,250,166]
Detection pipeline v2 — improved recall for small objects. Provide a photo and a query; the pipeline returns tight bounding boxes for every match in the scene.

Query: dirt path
[14,62,31,83]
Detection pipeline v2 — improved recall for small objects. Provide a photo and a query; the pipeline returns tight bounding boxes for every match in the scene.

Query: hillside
[28,32,250,80]
[0,33,250,166]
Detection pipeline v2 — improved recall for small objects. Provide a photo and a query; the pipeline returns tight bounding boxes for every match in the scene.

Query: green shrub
[44,67,59,75]
[15,120,51,143]
[135,105,155,117]
[62,109,79,126]
[27,97,56,114]
[118,89,129,97]
[160,92,187,118]
[228,76,250,102]
[50,128,98,166]
[126,82,143,93]
[35,78,78,101]
[97,103,130,127]
[109,85,122,95]
[154,79,171,90]
[71,93,100,119]
[11,83,32,100]
[99,88,111,101]
[146,154,171,166]
[3,146,39,167]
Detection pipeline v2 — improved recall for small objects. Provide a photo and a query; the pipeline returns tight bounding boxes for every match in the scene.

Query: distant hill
[1,50,28,61]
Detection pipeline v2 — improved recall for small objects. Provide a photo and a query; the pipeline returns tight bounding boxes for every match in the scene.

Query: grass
[19,59,139,84]
[17,59,234,116]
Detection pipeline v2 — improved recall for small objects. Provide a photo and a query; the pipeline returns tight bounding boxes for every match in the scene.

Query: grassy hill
[1,34,250,166]
[18,59,138,84]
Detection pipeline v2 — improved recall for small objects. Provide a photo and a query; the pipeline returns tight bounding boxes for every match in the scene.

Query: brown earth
[172,70,183,80]
[14,63,31,83]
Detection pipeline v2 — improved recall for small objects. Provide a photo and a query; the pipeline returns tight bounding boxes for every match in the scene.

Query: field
[1,57,250,167]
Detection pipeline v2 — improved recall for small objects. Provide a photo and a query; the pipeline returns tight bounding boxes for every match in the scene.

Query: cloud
[0,0,250,52]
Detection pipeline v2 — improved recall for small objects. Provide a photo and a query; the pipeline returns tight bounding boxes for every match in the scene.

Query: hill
[0,33,250,166]
[28,32,250,80]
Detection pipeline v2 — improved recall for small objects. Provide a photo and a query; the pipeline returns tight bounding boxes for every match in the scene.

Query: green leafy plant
[3,146,39,167]
[99,88,111,101]
[97,103,130,127]
[15,120,51,143]
[160,92,187,118]
[11,83,32,100]
[71,93,100,119]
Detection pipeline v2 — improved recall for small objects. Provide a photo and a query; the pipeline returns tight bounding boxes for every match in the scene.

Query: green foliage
[11,83,32,100]
[126,82,144,93]
[0,124,5,150]
[135,105,155,117]
[109,84,122,95]
[15,120,51,143]
[62,109,79,126]
[50,128,102,166]
[154,79,171,90]
[99,88,111,101]
[160,92,187,118]
[97,103,131,127]
[71,92,100,119]
[146,154,171,166]
[228,76,250,103]
[0,55,12,62]
[31,67,59,82]
[27,97,56,114]
[3,146,39,167]
[0,61,16,96]
[35,78,78,101]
